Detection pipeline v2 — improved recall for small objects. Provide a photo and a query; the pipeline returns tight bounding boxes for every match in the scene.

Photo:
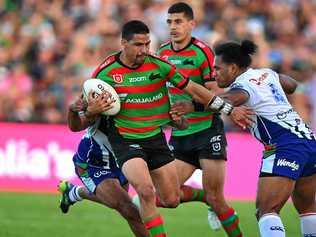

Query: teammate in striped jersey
[92,20,253,237]
[58,91,148,237]
[214,40,316,237]
[156,2,243,237]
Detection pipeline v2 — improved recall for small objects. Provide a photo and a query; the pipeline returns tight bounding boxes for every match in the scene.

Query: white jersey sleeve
[231,68,315,144]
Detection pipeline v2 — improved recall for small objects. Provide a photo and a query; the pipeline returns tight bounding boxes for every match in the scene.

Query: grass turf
[0,192,300,236]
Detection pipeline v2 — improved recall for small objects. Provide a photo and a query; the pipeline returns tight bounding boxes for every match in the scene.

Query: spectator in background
[0,0,314,130]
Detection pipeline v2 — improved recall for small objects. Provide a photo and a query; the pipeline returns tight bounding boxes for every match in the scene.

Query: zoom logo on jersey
[270,226,284,232]
[303,234,316,237]
[277,159,299,171]
[149,73,161,81]
[94,170,110,178]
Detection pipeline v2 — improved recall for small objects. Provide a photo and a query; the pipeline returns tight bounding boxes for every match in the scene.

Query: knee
[161,194,180,208]
[256,201,282,219]
[136,183,156,203]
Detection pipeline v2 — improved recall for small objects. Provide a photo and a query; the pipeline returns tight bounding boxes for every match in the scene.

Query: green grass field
[0,192,300,237]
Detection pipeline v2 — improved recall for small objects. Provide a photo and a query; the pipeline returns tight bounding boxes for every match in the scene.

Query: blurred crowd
[0,0,315,131]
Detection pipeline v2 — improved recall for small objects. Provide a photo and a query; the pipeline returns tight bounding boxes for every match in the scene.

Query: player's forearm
[67,110,90,132]
[183,80,214,106]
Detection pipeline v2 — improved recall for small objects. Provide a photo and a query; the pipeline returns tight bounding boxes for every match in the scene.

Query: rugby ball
[82,78,120,116]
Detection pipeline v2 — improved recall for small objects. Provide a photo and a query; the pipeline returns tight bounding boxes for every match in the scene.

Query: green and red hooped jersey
[91,52,189,139]
[158,37,216,136]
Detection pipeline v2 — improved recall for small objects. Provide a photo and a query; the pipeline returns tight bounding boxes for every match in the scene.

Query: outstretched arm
[181,80,254,128]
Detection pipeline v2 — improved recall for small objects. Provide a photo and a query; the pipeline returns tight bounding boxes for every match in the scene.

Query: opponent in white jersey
[58,91,148,237]
[214,40,316,237]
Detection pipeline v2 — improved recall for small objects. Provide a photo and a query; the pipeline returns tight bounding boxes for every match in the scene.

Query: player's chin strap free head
[207,96,234,115]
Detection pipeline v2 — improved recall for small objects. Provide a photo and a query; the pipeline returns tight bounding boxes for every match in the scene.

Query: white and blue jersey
[230,68,316,180]
[73,116,127,193]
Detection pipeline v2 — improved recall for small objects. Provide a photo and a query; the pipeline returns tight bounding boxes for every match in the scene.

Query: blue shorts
[260,139,316,180]
[73,136,127,193]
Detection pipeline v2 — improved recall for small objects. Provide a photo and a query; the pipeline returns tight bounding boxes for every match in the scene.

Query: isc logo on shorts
[210,135,222,143]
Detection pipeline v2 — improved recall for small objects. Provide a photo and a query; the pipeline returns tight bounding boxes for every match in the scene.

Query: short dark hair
[168,2,194,20]
[215,40,257,68]
[121,20,150,41]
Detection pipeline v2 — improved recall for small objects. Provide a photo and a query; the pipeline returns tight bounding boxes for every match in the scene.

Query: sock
[144,214,166,237]
[300,213,316,236]
[218,207,242,237]
[68,186,83,202]
[258,213,285,237]
[180,185,206,203]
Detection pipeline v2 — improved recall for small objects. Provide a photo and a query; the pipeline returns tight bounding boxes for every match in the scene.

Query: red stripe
[299,213,316,217]
[92,55,116,77]
[169,87,183,95]
[115,79,167,94]
[179,68,201,77]
[154,234,166,237]
[118,125,159,134]
[192,39,215,62]
[117,113,170,121]
[200,59,208,70]
[187,115,212,123]
[144,215,164,229]
[122,95,169,109]
[165,65,176,80]
[176,78,189,89]
[159,49,197,57]
[108,62,159,75]
[218,207,235,221]
[224,218,240,233]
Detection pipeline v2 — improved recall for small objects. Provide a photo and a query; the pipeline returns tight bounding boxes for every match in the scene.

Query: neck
[172,36,192,51]
[237,67,248,77]
[120,51,138,68]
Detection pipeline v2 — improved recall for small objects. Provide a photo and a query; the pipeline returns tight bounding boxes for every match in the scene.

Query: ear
[190,20,196,28]
[230,63,239,75]
[121,39,127,48]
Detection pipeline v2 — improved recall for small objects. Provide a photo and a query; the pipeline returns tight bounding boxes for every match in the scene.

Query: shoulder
[158,41,171,51]
[191,38,214,59]
[91,53,118,78]
[148,53,174,67]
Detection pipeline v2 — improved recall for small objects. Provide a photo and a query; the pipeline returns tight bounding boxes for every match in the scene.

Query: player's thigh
[95,178,131,209]
[122,158,154,191]
[291,174,316,213]
[174,159,196,185]
[150,160,180,204]
[200,159,226,192]
[256,176,295,215]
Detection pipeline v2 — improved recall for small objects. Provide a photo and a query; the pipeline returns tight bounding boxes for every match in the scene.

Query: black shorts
[107,126,174,170]
[169,114,227,168]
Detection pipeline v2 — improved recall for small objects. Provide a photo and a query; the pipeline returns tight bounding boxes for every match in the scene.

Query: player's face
[214,56,237,88]
[122,33,150,66]
[167,13,194,43]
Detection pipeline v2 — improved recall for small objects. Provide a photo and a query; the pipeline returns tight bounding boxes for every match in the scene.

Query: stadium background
[0,0,315,236]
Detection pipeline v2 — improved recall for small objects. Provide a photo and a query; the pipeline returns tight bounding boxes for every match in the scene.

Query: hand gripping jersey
[158,38,216,136]
[91,52,189,139]
[231,68,315,145]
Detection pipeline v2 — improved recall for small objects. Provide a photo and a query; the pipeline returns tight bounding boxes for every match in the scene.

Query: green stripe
[149,225,165,236]
[228,228,242,237]
[221,214,237,226]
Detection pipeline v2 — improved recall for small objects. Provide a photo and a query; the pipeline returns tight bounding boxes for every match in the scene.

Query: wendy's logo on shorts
[112,74,123,83]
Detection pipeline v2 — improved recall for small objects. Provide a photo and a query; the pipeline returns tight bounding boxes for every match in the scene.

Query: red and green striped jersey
[91,52,188,139]
[158,37,216,136]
